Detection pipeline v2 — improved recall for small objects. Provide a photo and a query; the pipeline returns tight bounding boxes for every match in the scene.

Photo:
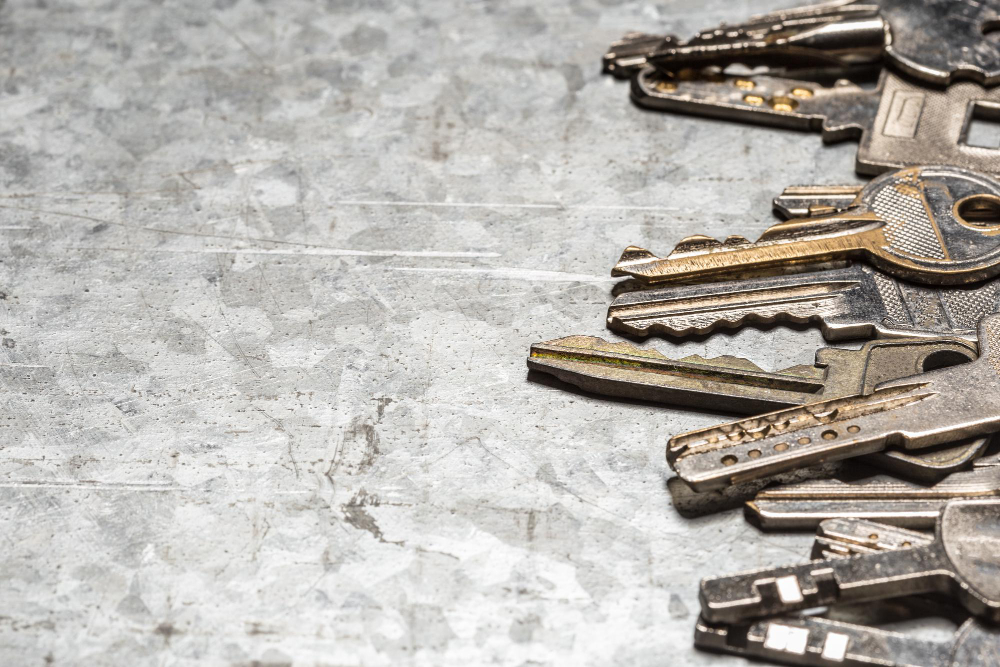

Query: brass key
[612,165,1000,286]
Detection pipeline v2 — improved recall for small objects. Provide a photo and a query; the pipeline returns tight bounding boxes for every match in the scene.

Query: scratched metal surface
[0,1,872,665]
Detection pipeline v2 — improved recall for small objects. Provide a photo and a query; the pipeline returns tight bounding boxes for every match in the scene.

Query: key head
[882,0,1000,86]
[939,499,1000,621]
[852,165,1000,284]
[951,619,1000,667]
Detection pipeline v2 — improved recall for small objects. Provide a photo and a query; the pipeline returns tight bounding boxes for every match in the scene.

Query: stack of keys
[525,3,1000,662]
[603,0,1000,176]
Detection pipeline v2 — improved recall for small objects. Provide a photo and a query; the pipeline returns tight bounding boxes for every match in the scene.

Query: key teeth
[612,246,662,277]
[670,235,752,256]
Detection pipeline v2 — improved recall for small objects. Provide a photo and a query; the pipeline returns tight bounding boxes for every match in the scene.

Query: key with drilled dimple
[696,615,1000,667]
[613,165,1000,287]
[625,0,1000,87]
[747,465,1000,530]
[630,67,1000,177]
[668,314,1000,492]
[700,498,1000,623]
[812,518,933,559]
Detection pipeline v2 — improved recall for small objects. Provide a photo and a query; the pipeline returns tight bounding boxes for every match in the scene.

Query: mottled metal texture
[0,0,876,665]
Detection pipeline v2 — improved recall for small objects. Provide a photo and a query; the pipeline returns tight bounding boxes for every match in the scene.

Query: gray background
[0,0,869,664]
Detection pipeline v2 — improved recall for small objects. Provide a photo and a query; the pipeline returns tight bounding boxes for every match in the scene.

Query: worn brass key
[613,166,1000,286]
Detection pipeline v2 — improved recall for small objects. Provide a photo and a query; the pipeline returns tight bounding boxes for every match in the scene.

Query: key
[695,615,1000,667]
[668,314,1000,492]
[603,33,677,79]
[612,166,1000,286]
[528,335,989,481]
[668,448,996,518]
[812,518,932,559]
[636,1,1000,86]
[747,465,1000,530]
[607,263,1000,343]
[699,498,1000,623]
[631,68,1000,177]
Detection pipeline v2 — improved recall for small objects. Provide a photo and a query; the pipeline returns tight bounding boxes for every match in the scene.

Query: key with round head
[696,615,1000,667]
[668,314,1000,492]
[612,166,1000,287]
[700,498,1000,623]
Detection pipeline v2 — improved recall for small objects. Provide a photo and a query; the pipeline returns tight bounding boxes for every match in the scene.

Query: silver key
[747,465,1000,530]
[607,263,1000,344]
[699,498,1000,623]
[812,517,933,559]
[668,314,1000,492]
[631,67,1000,176]
[695,615,1000,667]
[637,1,1000,86]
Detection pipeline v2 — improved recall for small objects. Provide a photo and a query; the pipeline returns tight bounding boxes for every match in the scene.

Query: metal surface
[812,517,932,559]
[747,466,1000,530]
[612,166,1000,286]
[668,314,1000,491]
[695,616,1000,667]
[527,335,989,480]
[700,499,1000,623]
[632,68,1000,177]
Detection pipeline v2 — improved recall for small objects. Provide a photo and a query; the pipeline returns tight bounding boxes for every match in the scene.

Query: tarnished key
[699,498,1000,623]
[612,166,1000,286]
[695,615,1000,667]
[528,335,977,415]
[631,68,1000,177]
[668,314,1000,492]
[635,1,1000,87]
[747,465,1000,530]
[529,335,989,481]
[607,262,1000,343]
[812,518,932,559]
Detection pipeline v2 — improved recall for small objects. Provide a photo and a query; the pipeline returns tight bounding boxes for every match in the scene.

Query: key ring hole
[954,194,1000,229]
[920,348,975,372]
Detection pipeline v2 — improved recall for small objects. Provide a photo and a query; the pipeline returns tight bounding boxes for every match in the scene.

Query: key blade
[603,33,677,78]
[773,185,865,220]
[607,264,881,340]
[813,518,933,559]
[695,614,952,667]
[527,336,826,414]
[747,466,1000,530]
[670,382,941,491]
[632,66,880,139]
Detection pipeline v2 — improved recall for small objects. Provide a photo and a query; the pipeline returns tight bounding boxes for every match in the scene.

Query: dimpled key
[612,166,1000,286]
[699,499,1000,624]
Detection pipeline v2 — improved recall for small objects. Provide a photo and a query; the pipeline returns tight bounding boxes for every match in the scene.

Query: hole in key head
[774,443,789,452]
[847,425,860,434]
[921,348,975,372]
[721,455,738,466]
[797,437,811,445]
[955,194,1000,228]
[822,430,837,440]
[748,449,762,459]
[960,102,1000,149]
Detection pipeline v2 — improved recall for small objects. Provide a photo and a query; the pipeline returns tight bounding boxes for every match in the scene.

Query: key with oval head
[637,0,1000,86]
[700,498,1000,623]
[613,166,1000,287]
[696,615,1000,667]
[668,314,1000,492]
